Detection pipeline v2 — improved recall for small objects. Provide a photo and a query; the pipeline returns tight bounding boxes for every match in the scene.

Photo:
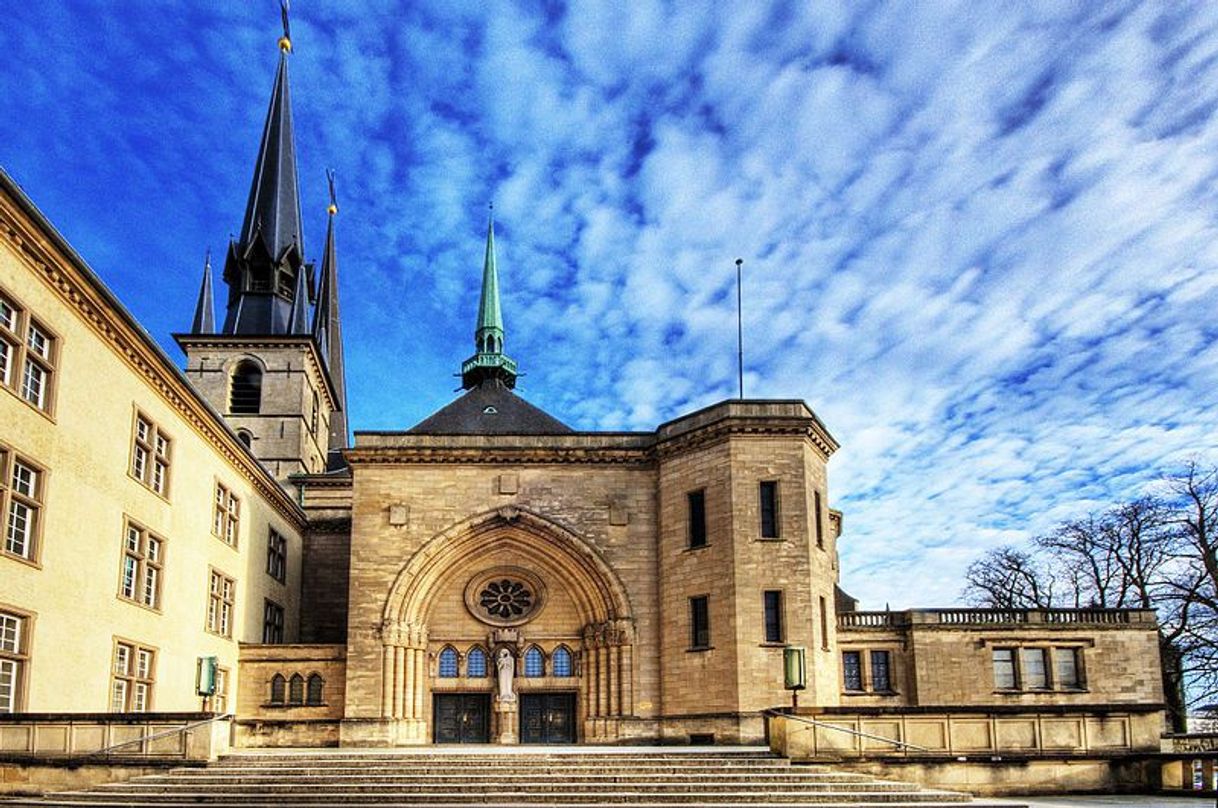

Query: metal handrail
[80,713,232,759]
[763,708,930,753]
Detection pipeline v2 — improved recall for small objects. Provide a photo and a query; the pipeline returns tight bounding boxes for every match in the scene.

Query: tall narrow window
[763,590,784,643]
[842,651,863,691]
[130,414,171,496]
[0,294,16,389]
[687,489,707,548]
[552,646,573,677]
[263,599,284,644]
[20,320,55,412]
[870,650,892,692]
[207,570,235,638]
[0,291,57,414]
[466,647,488,677]
[310,390,320,435]
[0,610,28,713]
[266,529,287,583]
[1053,647,1081,689]
[993,648,1017,689]
[212,483,240,547]
[269,674,286,705]
[438,647,459,678]
[111,640,155,712]
[1021,648,1048,689]
[229,361,262,414]
[213,667,230,713]
[524,646,544,677]
[288,673,304,705]
[689,595,710,649]
[759,481,779,538]
[819,595,829,650]
[118,521,164,610]
[2,450,44,562]
[814,490,825,548]
[306,673,324,705]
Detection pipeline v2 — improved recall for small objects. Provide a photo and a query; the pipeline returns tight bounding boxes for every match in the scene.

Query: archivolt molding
[382,506,634,631]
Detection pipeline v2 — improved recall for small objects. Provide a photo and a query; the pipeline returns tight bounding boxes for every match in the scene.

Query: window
[288,673,304,705]
[263,599,284,644]
[552,646,573,677]
[0,610,29,713]
[2,449,44,562]
[306,673,324,705]
[236,430,253,449]
[229,360,262,414]
[212,483,240,547]
[763,590,784,643]
[993,648,1017,689]
[438,647,459,678]
[1054,647,1081,689]
[110,640,155,712]
[310,390,319,435]
[819,595,830,650]
[118,521,164,610]
[130,413,171,496]
[1022,648,1048,689]
[870,650,892,692]
[842,651,863,691]
[266,529,287,583]
[814,490,825,548]
[269,674,286,705]
[0,291,57,414]
[206,570,235,638]
[687,489,707,548]
[689,595,710,649]
[759,481,779,538]
[213,667,230,713]
[524,646,544,677]
[466,647,488,677]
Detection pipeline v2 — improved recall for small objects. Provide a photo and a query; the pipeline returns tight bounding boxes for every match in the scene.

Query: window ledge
[116,595,162,615]
[684,543,710,553]
[759,642,787,648]
[687,646,714,653]
[0,551,42,570]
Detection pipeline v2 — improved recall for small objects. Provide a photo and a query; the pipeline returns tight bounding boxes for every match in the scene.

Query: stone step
[151,773,880,785]
[13,793,991,805]
[0,802,1022,808]
[97,781,930,795]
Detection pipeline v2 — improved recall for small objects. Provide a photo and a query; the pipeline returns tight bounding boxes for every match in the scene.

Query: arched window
[552,646,573,677]
[438,647,459,678]
[524,646,544,677]
[306,673,325,705]
[288,673,304,705]
[269,674,286,705]
[236,429,253,449]
[466,647,488,677]
[229,360,262,414]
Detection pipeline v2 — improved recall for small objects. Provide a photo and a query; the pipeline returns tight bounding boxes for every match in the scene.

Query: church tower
[176,7,348,480]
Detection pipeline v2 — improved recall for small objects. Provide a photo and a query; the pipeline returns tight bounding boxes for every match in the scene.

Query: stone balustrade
[838,607,1156,630]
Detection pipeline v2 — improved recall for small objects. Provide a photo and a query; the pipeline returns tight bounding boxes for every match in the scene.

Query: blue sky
[4,2,1218,608]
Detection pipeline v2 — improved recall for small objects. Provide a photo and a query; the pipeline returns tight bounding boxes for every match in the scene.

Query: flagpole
[736,258,744,399]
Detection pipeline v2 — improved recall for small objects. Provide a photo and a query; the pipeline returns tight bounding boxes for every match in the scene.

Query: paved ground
[1008,796,1213,806]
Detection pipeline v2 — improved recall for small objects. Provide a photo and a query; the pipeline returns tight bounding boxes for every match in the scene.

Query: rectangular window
[993,648,1017,689]
[266,529,287,583]
[0,290,60,414]
[870,650,892,692]
[118,521,164,610]
[819,595,829,650]
[2,449,45,563]
[212,483,240,547]
[689,595,710,649]
[1053,647,1081,689]
[0,610,28,713]
[19,318,55,413]
[1021,647,1048,689]
[213,666,230,713]
[842,651,863,691]
[814,490,825,548]
[763,590,784,643]
[110,640,155,712]
[130,413,171,496]
[263,599,284,644]
[759,481,779,538]
[687,490,707,548]
[207,570,235,638]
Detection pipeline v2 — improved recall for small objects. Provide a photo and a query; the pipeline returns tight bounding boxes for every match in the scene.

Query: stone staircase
[1,748,1024,807]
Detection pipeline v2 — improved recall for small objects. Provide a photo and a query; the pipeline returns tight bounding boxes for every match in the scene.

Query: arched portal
[378,507,635,743]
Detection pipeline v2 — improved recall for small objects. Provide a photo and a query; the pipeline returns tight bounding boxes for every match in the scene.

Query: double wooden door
[520,692,576,744]
[433,693,490,743]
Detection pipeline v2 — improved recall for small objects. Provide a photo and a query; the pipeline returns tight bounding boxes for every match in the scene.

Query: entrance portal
[520,692,576,744]
[433,694,490,743]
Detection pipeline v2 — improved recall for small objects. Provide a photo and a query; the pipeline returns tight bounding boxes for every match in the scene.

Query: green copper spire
[461,208,517,389]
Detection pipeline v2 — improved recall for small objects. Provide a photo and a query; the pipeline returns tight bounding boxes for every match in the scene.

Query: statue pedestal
[493,696,518,744]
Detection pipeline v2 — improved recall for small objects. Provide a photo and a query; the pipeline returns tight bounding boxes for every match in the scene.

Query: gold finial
[278,0,292,52]
[326,169,338,216]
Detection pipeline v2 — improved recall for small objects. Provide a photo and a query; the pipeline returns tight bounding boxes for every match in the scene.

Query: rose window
[479,579,533,619]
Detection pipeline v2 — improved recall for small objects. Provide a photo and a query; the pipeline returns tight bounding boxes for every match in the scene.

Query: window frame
[228,359,263,415]
[212,481,240,548]
[763,589,785,644]
[869,649,892,693]
[266,528,287,584]
[129,410,172,499]
[0,287,59,417]
[759,480,780,539]
[814,490,825,549]
[262,599,284,644]
[993,644,1087,692]
[206,569,236,639]
[110,638,156,713]
[117,519,165,612]
[687,489,707,549]
[992,647,1019,690]
[523,646,545,678]
[551,645,574,678]
[437,646,459,678]
[1,446,46,566]
[689,595,711,650]
[0,605,33,714]
[842,650,864,692]
[466,646,489,678]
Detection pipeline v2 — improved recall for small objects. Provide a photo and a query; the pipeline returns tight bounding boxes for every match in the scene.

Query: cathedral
[0,13,1166,759]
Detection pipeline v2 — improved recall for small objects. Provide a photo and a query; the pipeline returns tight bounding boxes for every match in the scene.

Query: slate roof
[409,379,572,435]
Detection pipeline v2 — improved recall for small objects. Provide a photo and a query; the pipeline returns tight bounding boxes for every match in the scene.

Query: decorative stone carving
[495,647,516,702]
[464,567,547,627]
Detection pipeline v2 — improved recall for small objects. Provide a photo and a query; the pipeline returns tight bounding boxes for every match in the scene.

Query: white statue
[496,647,516,701]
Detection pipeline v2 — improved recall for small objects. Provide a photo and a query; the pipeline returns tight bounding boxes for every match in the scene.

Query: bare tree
[963,546,1055,609]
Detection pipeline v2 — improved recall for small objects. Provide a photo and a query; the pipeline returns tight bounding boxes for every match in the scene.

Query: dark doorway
[433,693,490,743]
[520,692,577,744]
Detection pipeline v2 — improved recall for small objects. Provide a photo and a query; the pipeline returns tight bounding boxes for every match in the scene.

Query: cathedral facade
[0,17,1165,753]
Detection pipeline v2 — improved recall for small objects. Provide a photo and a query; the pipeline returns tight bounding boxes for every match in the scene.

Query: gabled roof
[409,379,571,435]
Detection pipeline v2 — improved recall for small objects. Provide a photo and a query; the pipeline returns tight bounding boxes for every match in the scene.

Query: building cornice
[173,333,339,413]
[0,171,306,530]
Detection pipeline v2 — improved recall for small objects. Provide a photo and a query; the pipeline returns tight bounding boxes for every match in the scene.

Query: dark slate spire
[313,170,349,466]
[221,4,306,335]
[460,208,518,389]
[190,249,215,334]
[288,259,310,334]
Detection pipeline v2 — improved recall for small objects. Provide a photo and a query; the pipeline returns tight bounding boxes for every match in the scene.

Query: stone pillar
[379,620,428,742]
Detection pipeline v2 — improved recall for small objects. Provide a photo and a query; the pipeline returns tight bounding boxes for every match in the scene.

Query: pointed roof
[190,250,215,334]
[461,211,517,389]
[237,47,303,267]
[476,213,503,336]
[288,261,310,334]
[409,379,571,435]
[313,171,349,466]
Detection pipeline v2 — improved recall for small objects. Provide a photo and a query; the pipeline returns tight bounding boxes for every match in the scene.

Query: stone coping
[0,712,216,723]
[222,744,767,756]
[800,703,1166,716]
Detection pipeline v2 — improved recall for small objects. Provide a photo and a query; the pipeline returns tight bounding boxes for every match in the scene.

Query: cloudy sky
[4,2,1218,608]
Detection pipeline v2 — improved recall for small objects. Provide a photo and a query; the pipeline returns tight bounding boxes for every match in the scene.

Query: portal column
[380,620,428,743]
